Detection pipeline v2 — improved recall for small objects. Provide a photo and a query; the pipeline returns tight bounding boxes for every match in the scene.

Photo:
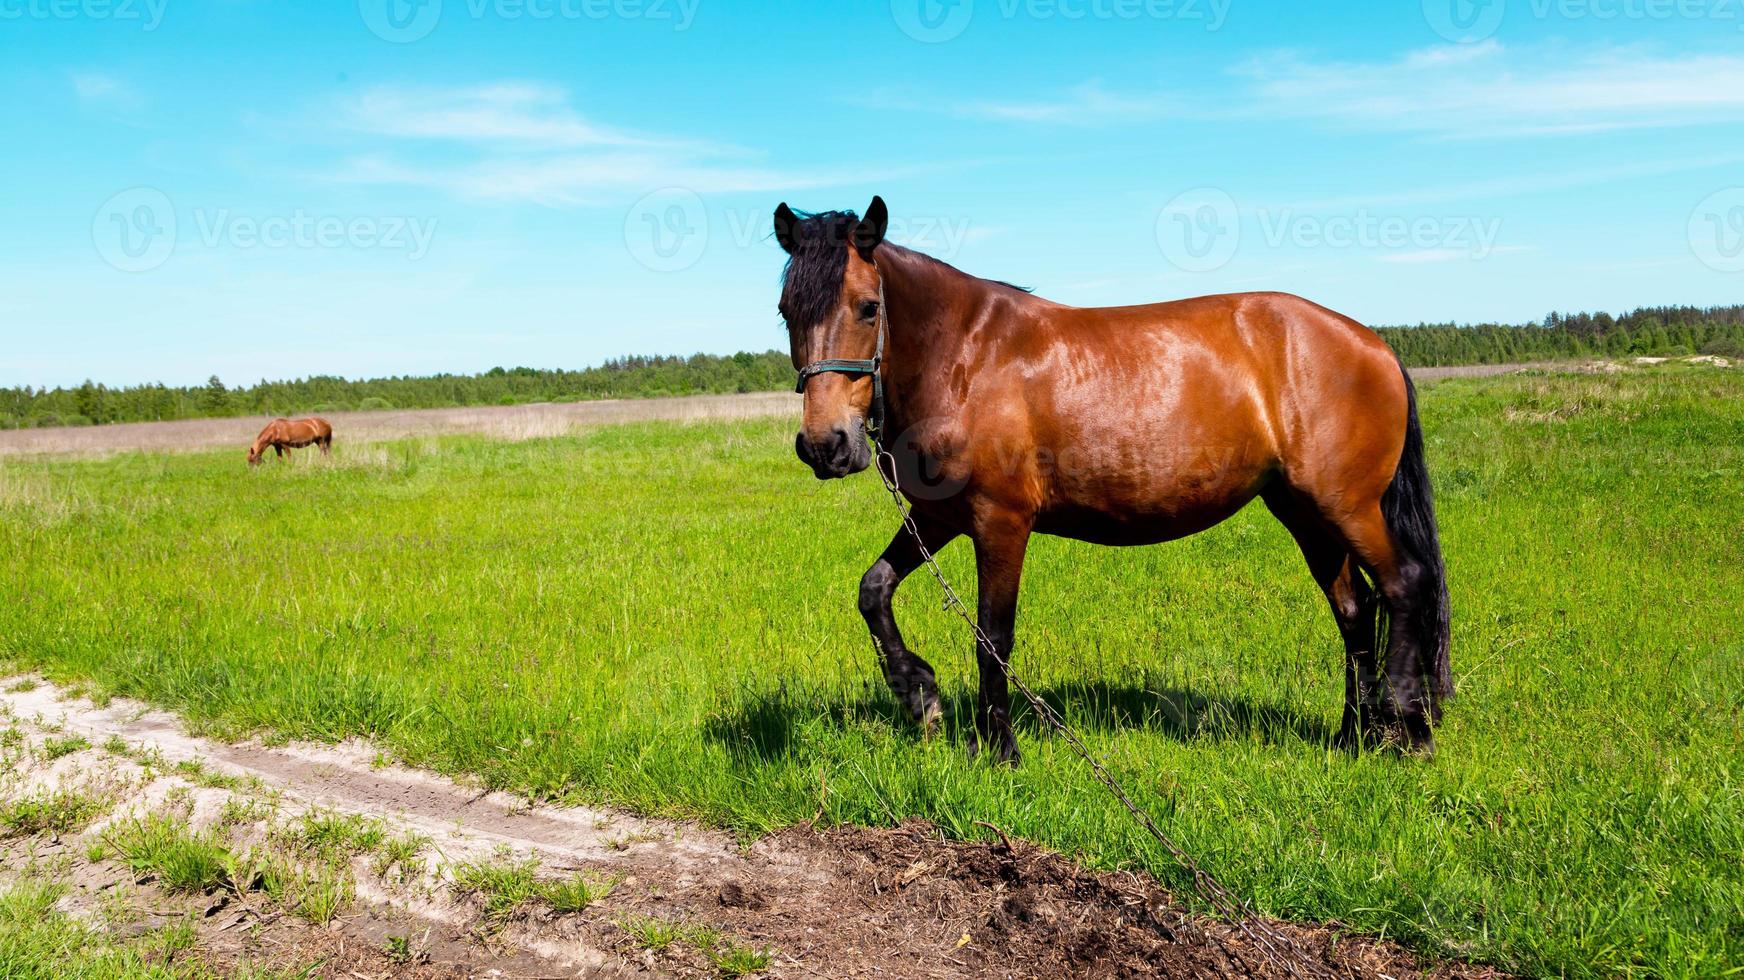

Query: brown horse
[247,417,333,466]
[776,197,1451,764]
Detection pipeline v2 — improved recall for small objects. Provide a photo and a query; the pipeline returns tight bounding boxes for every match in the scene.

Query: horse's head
[775,196,889,480]
[246,446,263,466]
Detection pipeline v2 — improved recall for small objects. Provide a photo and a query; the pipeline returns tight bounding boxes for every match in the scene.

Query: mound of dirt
[744,822,1505,980]
[0,676,1505,978]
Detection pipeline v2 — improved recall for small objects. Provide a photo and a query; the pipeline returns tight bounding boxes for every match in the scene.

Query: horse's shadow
[704,678,1336,763]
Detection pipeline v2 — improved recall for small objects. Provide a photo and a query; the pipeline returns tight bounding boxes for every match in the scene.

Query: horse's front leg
[969,514,1032,766]
[859,514,960,733]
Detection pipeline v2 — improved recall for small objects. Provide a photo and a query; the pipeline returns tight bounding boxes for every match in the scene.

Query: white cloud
[333,151,850,205]
[345,82,684,150]
[1377,245,1535,264]
[939,43,1744,139]
[328,83,868,205]
[1269,153,1744,212]
[1236,43,1744,139]
[70,72,140,109]
[956,81,1183,125]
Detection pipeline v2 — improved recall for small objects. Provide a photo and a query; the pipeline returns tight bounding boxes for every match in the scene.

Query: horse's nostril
[794,432,814,465]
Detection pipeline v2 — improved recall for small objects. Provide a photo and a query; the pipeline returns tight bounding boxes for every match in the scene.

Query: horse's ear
[853,196,888,259]
[774,202,799,254]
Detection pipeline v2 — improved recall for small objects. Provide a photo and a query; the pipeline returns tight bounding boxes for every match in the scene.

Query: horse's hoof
[1397,713,1435,757]
[1348,724,1390,752]
[1367,718,1434,758]
[896,686,940,730]
[973,729,1020,767]
[918,697,942,737]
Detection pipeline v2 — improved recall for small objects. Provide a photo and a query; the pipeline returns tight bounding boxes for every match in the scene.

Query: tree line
[6,306,1743,429]
[1376,305,1744,367]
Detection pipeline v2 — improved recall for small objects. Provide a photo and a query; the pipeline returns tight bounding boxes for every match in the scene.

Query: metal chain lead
[872,445,1340,980]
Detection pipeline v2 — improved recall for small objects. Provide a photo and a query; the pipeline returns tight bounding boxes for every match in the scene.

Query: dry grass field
[0,362,1572,459]
[0,392,802,457]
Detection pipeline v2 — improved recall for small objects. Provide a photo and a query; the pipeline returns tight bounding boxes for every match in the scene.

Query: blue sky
[2,0,1742,387]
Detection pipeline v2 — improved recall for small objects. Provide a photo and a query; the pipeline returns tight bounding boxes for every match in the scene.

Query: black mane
[778,209,861,332]
[778,208,1032,331]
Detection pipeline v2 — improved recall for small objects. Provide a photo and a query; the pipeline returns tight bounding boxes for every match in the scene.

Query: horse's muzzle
[795,425,870,480]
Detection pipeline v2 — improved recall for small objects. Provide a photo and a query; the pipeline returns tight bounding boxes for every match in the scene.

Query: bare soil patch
[0,677,1505,978]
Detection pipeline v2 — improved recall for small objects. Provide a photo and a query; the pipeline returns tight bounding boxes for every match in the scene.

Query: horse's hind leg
[1262,487,1381,747]
[320,435,332,457]
[860,514,960,732]
[1333,503,1437,752]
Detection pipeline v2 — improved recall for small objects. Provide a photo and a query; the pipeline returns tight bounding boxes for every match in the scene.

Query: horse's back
[1051,290,1403,426]
[989,291,1406,541]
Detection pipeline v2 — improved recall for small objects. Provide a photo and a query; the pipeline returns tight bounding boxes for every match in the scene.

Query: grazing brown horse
[247,417,333,466]
[776,197,1451,764]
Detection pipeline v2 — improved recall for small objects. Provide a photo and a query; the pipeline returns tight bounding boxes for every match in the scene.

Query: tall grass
[2,368,1740,976]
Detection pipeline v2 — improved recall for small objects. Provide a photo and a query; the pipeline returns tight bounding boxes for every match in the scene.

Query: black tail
[1377,363,1453,720]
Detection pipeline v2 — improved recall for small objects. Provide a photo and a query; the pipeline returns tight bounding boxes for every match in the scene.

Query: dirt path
[0,676,1504,979]
[0,361,1598,458]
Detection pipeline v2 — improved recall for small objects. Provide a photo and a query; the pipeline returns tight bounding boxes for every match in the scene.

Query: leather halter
[793,276,887,444]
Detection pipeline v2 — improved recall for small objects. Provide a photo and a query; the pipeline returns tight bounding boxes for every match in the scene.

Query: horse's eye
[859,300,880,321]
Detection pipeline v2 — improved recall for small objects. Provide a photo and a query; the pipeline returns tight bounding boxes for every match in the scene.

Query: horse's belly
[1032,444,1273,546]
[1034,495,1256,546]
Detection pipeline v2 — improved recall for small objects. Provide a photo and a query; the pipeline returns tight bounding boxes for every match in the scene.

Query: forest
[4,306,1741,429]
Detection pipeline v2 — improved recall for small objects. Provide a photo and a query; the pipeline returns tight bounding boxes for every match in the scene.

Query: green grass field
[2,368,1740,978]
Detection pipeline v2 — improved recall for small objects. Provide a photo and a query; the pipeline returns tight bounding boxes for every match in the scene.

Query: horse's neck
[881,246,983,352]
[879,246,988,421]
